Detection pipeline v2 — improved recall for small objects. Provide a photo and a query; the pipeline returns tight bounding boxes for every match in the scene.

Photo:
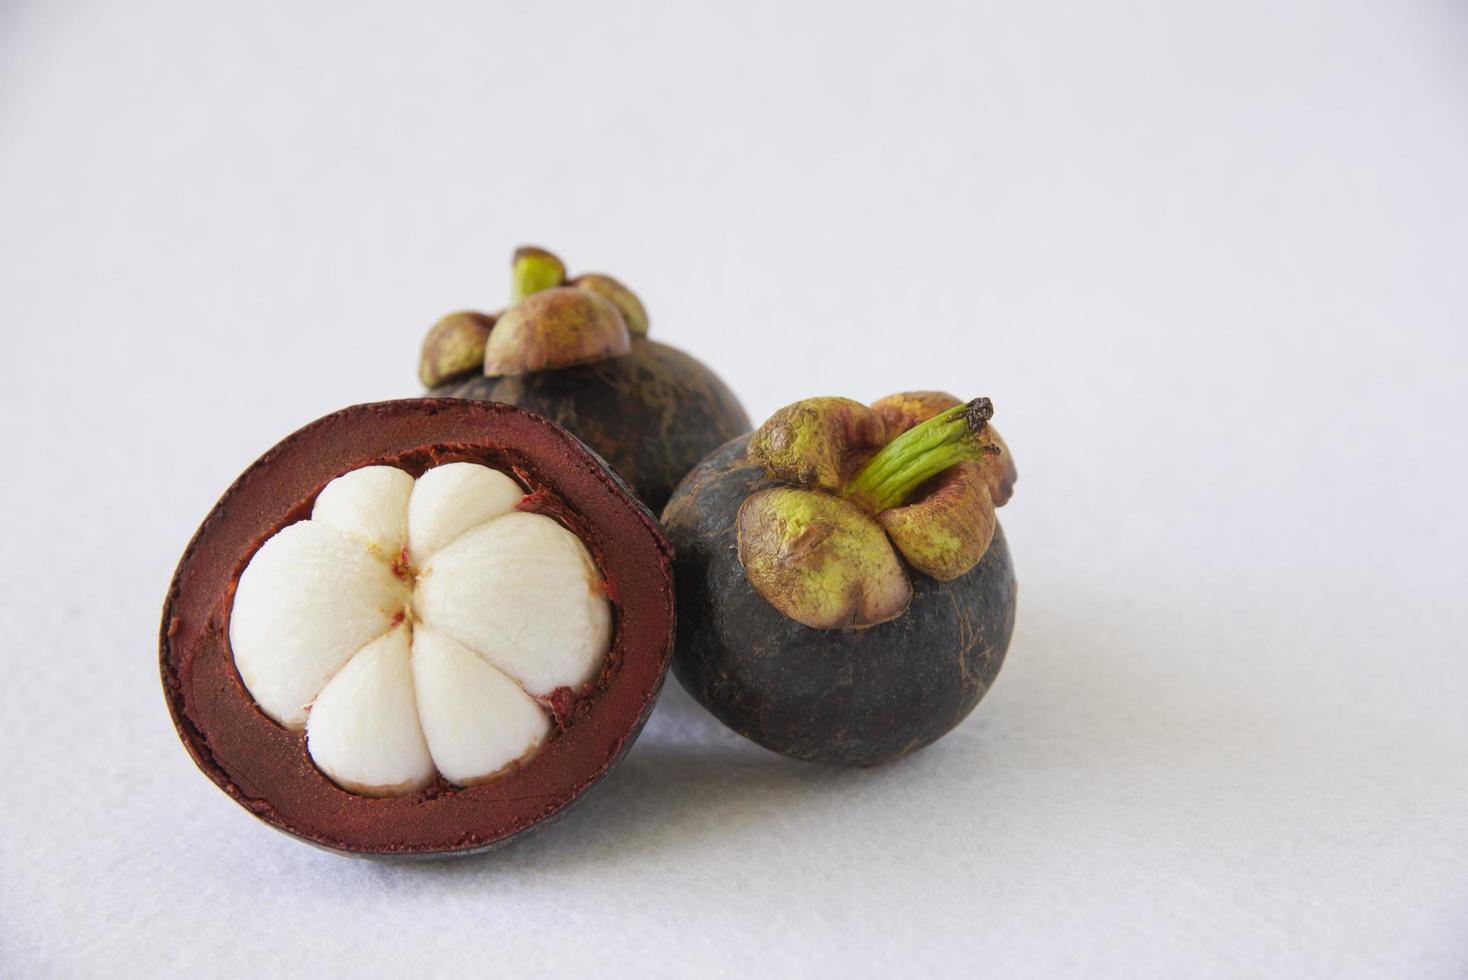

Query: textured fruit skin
[662,435,1017,766]
[437,337,750,513]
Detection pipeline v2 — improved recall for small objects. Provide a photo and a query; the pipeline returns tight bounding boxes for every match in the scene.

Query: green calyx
[844,398,998,513]
[510,246,567,303]
[418,245,651,383]
[736,391,1016,628]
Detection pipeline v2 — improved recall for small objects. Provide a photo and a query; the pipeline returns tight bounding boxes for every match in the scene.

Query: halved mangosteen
[160,399,674,857]
[420,246,751,512]
[662,392,1018,767]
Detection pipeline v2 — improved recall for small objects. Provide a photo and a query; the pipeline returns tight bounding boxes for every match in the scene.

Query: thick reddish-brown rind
[159,399,675,857]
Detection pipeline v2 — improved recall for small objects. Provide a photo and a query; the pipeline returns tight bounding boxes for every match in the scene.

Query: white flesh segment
[230,521,407,728]
[415,511,612,696]
[411,626,551,785]
[406,462,524,566]
[305,625,434,796]
[311,465,414,558]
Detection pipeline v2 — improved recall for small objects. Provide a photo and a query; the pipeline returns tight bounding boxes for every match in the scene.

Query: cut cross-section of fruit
[229,460,610,796]
[160,399,675,857]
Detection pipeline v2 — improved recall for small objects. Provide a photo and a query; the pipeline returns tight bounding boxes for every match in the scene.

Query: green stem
[510,246,566,303]
[844,398,996,512]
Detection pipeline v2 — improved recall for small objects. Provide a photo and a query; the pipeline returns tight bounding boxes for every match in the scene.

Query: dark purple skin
[436,337,750,513]
[661,435,1018,767]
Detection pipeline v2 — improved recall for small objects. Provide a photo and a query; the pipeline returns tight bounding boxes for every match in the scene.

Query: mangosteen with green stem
[419,246,750,512]
[661,391,1018,766]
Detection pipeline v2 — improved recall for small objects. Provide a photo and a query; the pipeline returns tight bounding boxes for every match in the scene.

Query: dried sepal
[419,311,496,388]
[745,397,887,494]
[869,390,964,436]
[877,461,996,581]
[976,426,1017,506]
[482,287,632,377]
[571,273,649,336]
[736,487,911,630]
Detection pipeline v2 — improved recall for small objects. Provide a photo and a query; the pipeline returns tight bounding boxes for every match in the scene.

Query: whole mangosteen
[661,391,1018,766]
[419,247,750,512]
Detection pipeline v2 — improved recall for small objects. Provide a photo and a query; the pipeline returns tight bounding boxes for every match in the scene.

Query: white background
[3,1,1466,977]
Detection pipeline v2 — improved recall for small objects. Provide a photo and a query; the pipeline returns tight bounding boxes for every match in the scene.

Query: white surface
[2,1,1466,976]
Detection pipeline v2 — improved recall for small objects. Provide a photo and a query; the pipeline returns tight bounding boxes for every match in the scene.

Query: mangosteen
[419,246,751,512]
[160,399,674,857]
[661,391,1018,766]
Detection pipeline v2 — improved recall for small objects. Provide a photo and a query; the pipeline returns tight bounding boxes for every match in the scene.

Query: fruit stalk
[510,247,566,303]
[844,398,996,512]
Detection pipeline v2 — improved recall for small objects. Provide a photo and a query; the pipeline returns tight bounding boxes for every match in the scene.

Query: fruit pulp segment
[229,462,611,796]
